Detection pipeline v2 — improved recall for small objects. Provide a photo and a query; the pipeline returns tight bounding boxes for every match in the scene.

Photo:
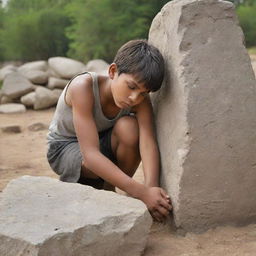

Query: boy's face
[109,64,150,109]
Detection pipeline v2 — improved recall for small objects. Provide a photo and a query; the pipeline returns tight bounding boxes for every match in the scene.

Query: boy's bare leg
[80,116,140,191]
[105,116,141,192]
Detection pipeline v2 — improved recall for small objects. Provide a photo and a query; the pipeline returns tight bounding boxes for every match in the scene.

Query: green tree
[6,0,72,12]
[1,8,70,61]
[236,5,256,47]
[0,3,5,61]
[66,0,170,63]
[228,0,256,6]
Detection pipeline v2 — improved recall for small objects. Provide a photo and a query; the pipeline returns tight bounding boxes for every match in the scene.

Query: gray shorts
[47,128,116,185]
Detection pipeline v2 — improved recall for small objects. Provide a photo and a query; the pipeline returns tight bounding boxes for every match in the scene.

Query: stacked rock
[0,58,109,113]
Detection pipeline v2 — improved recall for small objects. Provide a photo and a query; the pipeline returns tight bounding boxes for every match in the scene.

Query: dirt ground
[1,108,256,256]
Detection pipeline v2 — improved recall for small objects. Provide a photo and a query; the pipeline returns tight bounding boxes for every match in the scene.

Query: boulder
[47,68,61,78]
[2,72,34,99]
[47,77,69,89]
[34,86,60,110]
[149,0,256,233]
[0,176,152,256]
[85,59,109,74]
[17,61,48,73]
[21,70,48,85]
[0,95,13,104]
[52,89,63,99]
[0,65,17,81]
[48,57,86,79]
[0,103,26,114]
[20,92,36,107]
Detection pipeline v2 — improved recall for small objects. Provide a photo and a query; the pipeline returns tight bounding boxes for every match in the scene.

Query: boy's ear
[108,63,117,79]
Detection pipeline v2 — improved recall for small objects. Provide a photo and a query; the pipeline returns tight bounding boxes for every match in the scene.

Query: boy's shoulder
[65,73,94,107]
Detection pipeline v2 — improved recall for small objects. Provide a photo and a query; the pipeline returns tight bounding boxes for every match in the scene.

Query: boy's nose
[128,92,139,102]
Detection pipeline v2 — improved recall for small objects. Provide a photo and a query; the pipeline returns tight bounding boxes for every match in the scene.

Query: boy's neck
[99,76,120,112]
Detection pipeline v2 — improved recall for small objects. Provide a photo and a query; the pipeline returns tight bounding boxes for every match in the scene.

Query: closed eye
[140,92,148,97]
[128,85,136,90]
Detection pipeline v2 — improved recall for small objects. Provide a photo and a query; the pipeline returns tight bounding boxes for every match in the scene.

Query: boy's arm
[133,96,161,187]
[69,75,143,197]
[69,76,171,221]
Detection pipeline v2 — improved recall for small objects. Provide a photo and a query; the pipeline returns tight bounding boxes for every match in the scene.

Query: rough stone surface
[2,72,34,99]
[47,77,69,89]
[21,70,48,84]
[149,0,256,233]
[0,176,152,256]
[17,61,48,73]
[0,103,26,114]
[20,92,36,107]
[48,57,86,79]
[34,87,59,110]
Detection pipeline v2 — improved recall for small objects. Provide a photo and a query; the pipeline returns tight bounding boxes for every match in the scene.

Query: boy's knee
[113,116,139,147]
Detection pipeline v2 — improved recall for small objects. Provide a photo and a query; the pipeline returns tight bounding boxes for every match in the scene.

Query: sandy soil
[1,108,256,256]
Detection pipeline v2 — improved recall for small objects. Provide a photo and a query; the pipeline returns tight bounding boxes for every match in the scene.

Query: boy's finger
[160,188,170,199]
[152,210,165,222]
[160,199,172,211]
[150,210,160,222]
[157,205,170,217]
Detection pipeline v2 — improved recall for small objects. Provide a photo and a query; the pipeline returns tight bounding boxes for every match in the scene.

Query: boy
[47,39,172,222]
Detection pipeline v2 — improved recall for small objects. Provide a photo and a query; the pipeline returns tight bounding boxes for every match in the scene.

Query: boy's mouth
[121,102,130,108]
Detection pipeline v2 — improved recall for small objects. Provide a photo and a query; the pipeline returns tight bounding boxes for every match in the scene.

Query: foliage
[0,5,5,61]
[0,9,70,61]
[6,0,72,12]
[236,5,256,47]
[65,0,170,63]
[1,0,255,63]
[1,0,71,61]
[248,47,256,55]
[227,0,256,6]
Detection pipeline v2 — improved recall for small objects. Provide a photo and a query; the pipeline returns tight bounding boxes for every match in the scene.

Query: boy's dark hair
[113,39,165,92]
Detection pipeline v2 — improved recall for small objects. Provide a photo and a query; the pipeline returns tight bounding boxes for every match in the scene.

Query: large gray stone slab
[0,176,152,256]
[149,0,256,233]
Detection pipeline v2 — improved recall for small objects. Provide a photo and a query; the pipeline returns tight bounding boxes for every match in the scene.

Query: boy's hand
[140,187,172,222]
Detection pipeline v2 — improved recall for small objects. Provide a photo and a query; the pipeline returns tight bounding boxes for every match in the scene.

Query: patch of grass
[248,47,256,55]
[0,81,2,89]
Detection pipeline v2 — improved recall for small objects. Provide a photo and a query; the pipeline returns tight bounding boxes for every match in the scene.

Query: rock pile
[0,58,109,113]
